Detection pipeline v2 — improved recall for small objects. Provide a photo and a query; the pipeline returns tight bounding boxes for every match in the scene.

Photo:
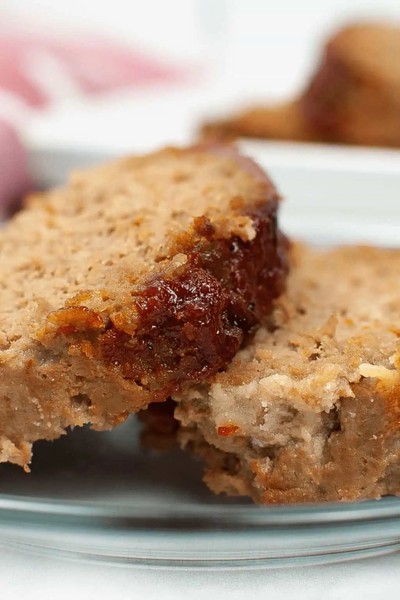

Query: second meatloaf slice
[0,145,287,467]
[172,244,400,503]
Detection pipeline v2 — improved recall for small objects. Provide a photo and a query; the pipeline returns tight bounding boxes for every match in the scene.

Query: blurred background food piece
[0,0,400,194]
[203,23,400,148]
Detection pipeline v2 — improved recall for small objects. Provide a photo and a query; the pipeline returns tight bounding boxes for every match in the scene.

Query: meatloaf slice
[172,244,400,503]
[0,145,287,467]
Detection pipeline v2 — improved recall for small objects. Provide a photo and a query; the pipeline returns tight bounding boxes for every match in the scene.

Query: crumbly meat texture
[0,146,287,467]
[172,244,400,504]
[200,23,400,149]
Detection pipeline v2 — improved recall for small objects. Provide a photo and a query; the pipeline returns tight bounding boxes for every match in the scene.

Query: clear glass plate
[1,143,400,569]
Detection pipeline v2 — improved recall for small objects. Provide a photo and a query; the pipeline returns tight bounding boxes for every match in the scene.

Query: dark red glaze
[98,197,287,396]
[100,267,242,391]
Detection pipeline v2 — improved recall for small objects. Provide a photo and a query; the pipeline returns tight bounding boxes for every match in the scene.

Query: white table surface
[0,545,399,600]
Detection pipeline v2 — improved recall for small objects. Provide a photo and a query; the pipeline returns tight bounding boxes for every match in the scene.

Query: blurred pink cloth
[0,25,185,218]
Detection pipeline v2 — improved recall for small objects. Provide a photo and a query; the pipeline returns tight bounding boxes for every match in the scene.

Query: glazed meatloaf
[201,23,400,148]
[171,244,400,503]
[0,146,287,468]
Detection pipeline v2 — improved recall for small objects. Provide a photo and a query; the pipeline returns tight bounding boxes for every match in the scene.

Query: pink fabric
[0,32,183,108]
[0,25,185,217]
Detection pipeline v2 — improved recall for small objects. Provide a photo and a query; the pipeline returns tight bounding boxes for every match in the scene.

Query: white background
[2,0,400,152]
